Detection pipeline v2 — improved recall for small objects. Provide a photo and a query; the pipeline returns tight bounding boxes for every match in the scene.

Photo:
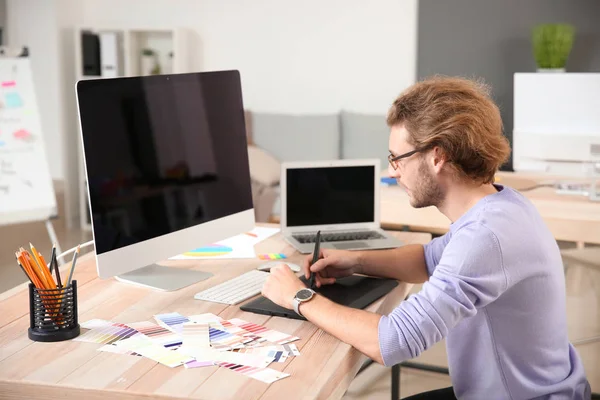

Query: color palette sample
[128,321,182,349]
[181,322,210,349]
[209,326,253,349]
[236,344,300,363]
[227,318,300,345]
[183,244,233,257]
[77,312,301,385]
[258,253,287,260]
[216,362,290,384]
[154,312,190,334]
[170,226,280,260]
[98,343,142,356]
[189,313,227,331]
[179,346,274,369]
[191,313,265,344]
[75,320,138,345]
[185,360,214,369]
[115,336,193,368]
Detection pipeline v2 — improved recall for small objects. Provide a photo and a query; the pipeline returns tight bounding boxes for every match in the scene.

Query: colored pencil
[49,244,56,274]
[30,243,56,288]
[15,254,34,285]
[20,249,48,289]
[66,245,80,286]
[53,248,62,289]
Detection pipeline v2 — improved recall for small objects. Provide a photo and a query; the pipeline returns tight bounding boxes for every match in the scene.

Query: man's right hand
[302,249,361,288]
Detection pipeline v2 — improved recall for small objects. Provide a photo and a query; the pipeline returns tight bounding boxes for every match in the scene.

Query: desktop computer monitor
[76,70,255,291]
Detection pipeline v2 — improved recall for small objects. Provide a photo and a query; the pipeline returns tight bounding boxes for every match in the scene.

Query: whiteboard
[0,57,57,225]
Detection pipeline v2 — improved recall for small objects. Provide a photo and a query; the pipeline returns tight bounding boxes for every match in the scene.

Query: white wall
[80,0,418,114]
[5,0,418,227]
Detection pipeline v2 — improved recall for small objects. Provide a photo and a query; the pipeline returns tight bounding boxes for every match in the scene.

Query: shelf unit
[73,26,194,231]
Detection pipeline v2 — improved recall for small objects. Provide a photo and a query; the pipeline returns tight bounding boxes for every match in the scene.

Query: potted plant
[532,23,575,72]
[141,48,157,75]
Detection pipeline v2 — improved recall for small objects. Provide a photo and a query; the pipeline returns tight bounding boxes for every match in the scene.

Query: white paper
[169,226,280,260]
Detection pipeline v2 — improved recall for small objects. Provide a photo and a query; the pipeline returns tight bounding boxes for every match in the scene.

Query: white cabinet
[513,72,600,177]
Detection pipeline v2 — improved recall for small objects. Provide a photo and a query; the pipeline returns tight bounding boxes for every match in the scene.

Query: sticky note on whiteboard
[5,92,22,108]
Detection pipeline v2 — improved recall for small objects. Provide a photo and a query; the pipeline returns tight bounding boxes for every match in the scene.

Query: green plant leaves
[532,24,575,69]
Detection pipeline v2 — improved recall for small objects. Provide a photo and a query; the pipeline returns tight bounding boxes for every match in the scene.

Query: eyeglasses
[388,149,421,170]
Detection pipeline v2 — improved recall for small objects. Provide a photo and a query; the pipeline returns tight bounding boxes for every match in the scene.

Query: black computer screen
[77,71,253,255]
[285,166,375,226]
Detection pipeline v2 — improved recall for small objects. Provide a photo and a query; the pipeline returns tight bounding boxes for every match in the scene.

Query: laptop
[280,159,402,253]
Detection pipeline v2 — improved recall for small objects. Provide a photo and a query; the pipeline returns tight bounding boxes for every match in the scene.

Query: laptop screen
[286,165,375,227]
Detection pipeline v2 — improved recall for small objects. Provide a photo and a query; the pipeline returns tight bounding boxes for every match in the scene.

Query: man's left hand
[261,264,307,309]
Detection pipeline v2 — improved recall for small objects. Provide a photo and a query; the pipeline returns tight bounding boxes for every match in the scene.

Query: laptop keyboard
[292,230,385,244]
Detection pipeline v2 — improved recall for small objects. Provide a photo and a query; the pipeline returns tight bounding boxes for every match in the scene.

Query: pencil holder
[28,280,80,342]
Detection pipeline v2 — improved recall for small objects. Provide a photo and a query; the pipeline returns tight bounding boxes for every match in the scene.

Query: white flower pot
[537,68,566,73]
[141,55,155,76]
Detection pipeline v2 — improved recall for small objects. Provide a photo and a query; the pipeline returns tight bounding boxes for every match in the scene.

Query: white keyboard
[194,269,270,305]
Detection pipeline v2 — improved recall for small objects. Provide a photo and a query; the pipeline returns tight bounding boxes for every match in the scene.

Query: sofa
[245,110,391,221]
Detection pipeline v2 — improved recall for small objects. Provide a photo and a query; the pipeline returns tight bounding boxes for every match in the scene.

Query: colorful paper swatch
[185,360,214,369]
[258,253,287,260]
[179,346,274,368]
[115,336,193,368]
[128,321,182,349]
[170,226,280,261]
[154,312,190,334]
[189,314,264,345]
[217,362,290,383]
[13,129,31,140]
[183,244,233,257]
[188,313,227,331]
[75,320,138,345]
[181,322,210,349]
[236,344,300,363]
[5,92,22,108]
[227,318,299,345]
[98,343,142,356]
[209,326,253,348]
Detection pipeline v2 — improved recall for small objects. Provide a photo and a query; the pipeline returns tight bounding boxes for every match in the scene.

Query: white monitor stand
[115,264,214,291]
[55,240,216,292]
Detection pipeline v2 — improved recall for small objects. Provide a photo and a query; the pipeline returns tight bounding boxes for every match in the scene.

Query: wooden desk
[380,171,600,245]
[0,229,431,400]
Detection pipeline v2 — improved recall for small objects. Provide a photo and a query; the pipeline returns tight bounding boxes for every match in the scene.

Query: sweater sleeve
[422,231,452,276]
[378,223,508,366]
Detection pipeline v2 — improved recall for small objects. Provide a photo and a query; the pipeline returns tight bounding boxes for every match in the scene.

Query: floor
[0,193,598,399]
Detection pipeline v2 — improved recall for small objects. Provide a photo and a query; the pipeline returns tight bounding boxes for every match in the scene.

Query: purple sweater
[378,185,591,399]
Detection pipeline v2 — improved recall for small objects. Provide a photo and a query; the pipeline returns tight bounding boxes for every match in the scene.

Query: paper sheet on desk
[169,226,280,260]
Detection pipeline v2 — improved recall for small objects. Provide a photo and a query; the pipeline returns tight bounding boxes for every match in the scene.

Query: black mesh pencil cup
[28,280,80,342]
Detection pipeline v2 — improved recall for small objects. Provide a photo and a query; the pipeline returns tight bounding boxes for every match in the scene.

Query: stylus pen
[309,231,321,289]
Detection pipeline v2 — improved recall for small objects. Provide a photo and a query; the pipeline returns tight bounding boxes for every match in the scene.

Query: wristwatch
[292,288,316,317]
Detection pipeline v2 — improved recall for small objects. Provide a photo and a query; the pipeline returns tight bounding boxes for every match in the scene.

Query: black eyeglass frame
[387,148,422,170]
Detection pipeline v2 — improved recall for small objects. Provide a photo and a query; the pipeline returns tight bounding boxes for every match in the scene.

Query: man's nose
[388,164,400,178]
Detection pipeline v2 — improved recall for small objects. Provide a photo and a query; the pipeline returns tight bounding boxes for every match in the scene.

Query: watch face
[296,289,313,300]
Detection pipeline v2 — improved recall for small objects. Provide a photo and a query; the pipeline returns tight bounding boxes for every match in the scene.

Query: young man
[261,77,591,399]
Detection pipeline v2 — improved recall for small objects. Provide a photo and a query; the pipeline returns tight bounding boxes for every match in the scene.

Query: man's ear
[430,146,448,174]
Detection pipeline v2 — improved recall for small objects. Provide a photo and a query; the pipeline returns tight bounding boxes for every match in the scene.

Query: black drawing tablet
[240,275,399,320]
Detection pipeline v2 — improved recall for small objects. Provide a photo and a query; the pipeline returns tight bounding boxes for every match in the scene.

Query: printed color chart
[78,311,300,385]
[228,318,300,345]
